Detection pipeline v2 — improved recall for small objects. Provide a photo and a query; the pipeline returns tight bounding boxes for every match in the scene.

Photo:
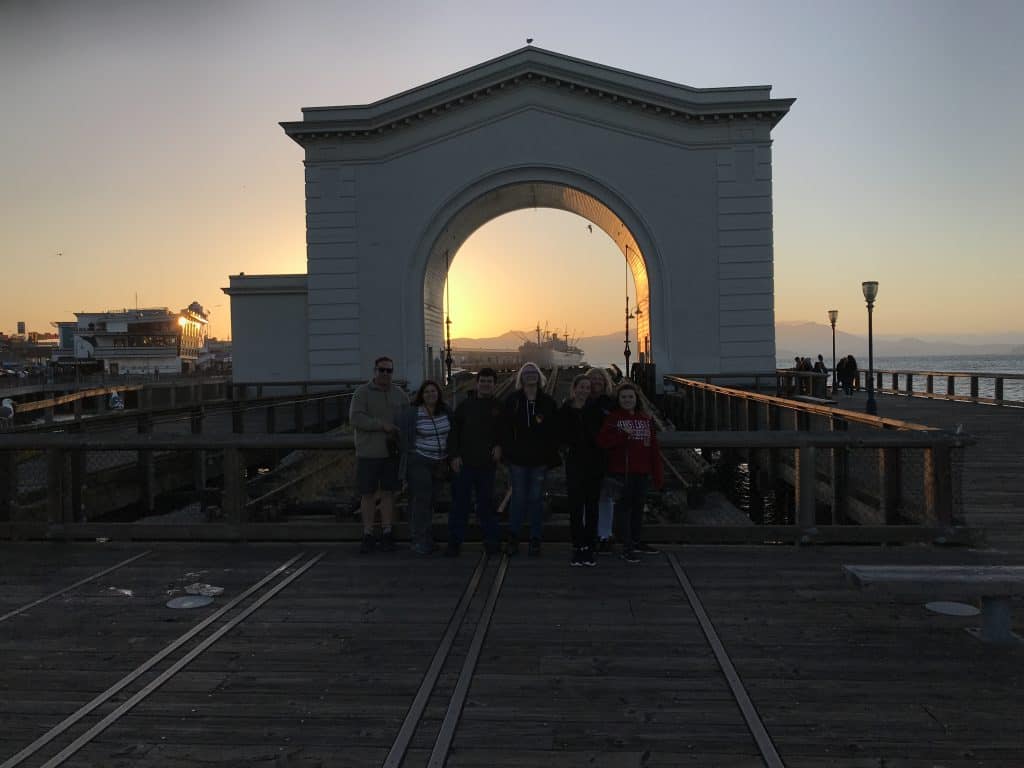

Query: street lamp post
[444,250,454,387]
[827,309,838,394]
[623,292,634,379]
[861,281,878,415]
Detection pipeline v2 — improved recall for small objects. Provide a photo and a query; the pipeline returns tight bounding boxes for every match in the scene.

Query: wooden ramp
[2,542,1022,767]
[830,390,1024,551]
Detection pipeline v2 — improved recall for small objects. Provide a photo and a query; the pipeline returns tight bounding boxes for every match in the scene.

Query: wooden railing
[662,376,969,534]
[860,369,1024,407]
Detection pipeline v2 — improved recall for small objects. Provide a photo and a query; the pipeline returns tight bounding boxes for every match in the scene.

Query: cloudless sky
[1,0,1021,342]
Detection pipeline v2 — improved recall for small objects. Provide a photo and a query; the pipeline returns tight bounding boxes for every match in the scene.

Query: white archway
[226,47,793,386]
[409,167,664,378]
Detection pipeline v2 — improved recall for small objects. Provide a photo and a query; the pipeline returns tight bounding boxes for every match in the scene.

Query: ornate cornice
[281,48,794,146]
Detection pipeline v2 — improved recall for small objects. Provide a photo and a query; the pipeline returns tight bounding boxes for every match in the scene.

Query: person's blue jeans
[450,464,499,549]
[508,464,547,541]
[610,472,649,550]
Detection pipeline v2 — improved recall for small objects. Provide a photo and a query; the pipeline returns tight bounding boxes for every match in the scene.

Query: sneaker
[359,533,375,554]
[528,538,542,557]
[620,549,641,564]
[596,538,613,555]
[633,542,660,555]
[379,529,396,552]
[582,547,597,567]
[570,548,584,567]
[503,535,520,557]
[444,542,461,558]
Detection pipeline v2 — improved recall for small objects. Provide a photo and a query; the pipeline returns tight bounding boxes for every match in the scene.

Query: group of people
[349,357,664,566]
[835,355,860,396]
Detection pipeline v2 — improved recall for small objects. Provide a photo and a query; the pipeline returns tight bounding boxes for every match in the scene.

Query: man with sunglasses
[350,356,408,553]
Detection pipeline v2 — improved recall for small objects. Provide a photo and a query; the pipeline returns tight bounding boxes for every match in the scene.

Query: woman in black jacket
[560,374,604,567]
[501,362,559,556]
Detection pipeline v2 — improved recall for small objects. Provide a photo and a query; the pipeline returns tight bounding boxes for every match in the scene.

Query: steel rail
[37,552,326,768]
[667,552,785,768]
[0,550,152,623]
[382,552,488,768]
[427,554,509,768]
[1,551,306,768]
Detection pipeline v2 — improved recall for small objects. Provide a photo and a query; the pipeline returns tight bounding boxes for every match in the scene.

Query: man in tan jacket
[349,356,409,553]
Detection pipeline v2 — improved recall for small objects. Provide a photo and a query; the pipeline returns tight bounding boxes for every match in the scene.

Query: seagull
[526,38,534,44]
[0,398,14,427]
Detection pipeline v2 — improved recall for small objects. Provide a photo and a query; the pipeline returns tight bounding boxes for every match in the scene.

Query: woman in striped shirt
[399,380,451,555]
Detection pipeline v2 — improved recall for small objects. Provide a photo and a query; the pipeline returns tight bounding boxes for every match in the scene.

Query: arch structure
[224,47,793,386]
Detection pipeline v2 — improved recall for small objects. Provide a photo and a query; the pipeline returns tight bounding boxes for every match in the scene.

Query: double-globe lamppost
[862,281,879,415]
[827,309,838,393]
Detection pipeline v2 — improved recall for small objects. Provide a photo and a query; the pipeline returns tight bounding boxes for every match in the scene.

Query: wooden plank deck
[830,390,1024,551]
[2,541,1022,767]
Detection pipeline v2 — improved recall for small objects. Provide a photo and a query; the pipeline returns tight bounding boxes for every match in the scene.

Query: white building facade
[62,305,209,375]
[225,48,793,386]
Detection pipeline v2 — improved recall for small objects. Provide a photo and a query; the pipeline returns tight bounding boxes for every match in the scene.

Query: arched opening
[419,180,656,380]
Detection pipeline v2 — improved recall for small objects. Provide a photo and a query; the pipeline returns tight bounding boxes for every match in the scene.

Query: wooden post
[221,447,245,524]
[995,378,1004,405]
[829,417,849,524]
[970,376,979,400]
[926,374,934,395]
[905,373,913,395]
[0,450,15,522]
[879,426,901,524]
[947,376,955,397]
[876,371,883,391]
[796,444,816,529]
[265,404,277,434]
[69,423,84,523]
[137,413,155,515]
[318,398,328,433]
[294,399,305,433]
[232,401,244,434]
[192,406,206,517]
[47,449,66,524]
[891,372,898,393]
[923,444,953,524]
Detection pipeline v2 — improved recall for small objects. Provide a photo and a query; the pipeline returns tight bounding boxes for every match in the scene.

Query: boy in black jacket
[446,368,503,556]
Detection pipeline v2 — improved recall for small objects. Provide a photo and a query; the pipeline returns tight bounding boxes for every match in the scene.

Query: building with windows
[53,303,210,374]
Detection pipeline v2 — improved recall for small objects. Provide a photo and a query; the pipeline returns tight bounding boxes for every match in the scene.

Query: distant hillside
[453,322,1024,368]
[777,321,1023,360]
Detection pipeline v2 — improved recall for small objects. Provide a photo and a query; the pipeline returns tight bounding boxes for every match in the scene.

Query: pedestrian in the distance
[598,382,664,564]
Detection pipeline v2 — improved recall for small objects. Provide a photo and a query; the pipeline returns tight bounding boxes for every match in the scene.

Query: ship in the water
[518,324,585,368]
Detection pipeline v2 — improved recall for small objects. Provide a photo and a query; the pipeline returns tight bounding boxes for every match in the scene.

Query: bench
[843,565,1024,645]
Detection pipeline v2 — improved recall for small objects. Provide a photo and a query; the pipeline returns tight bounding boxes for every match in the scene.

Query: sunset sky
[1,1,1021,344]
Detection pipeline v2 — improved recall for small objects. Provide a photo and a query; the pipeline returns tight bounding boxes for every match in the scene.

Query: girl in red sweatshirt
[597,383,664,563]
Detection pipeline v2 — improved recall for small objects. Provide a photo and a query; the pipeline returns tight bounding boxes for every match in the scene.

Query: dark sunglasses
[376,367,394,374]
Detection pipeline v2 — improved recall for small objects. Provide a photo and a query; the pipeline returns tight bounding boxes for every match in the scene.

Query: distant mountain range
[454,323,1024,367]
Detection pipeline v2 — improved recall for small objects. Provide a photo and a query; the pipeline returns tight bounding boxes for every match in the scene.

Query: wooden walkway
[2,541,1022,767]
[830,390,1024,550]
